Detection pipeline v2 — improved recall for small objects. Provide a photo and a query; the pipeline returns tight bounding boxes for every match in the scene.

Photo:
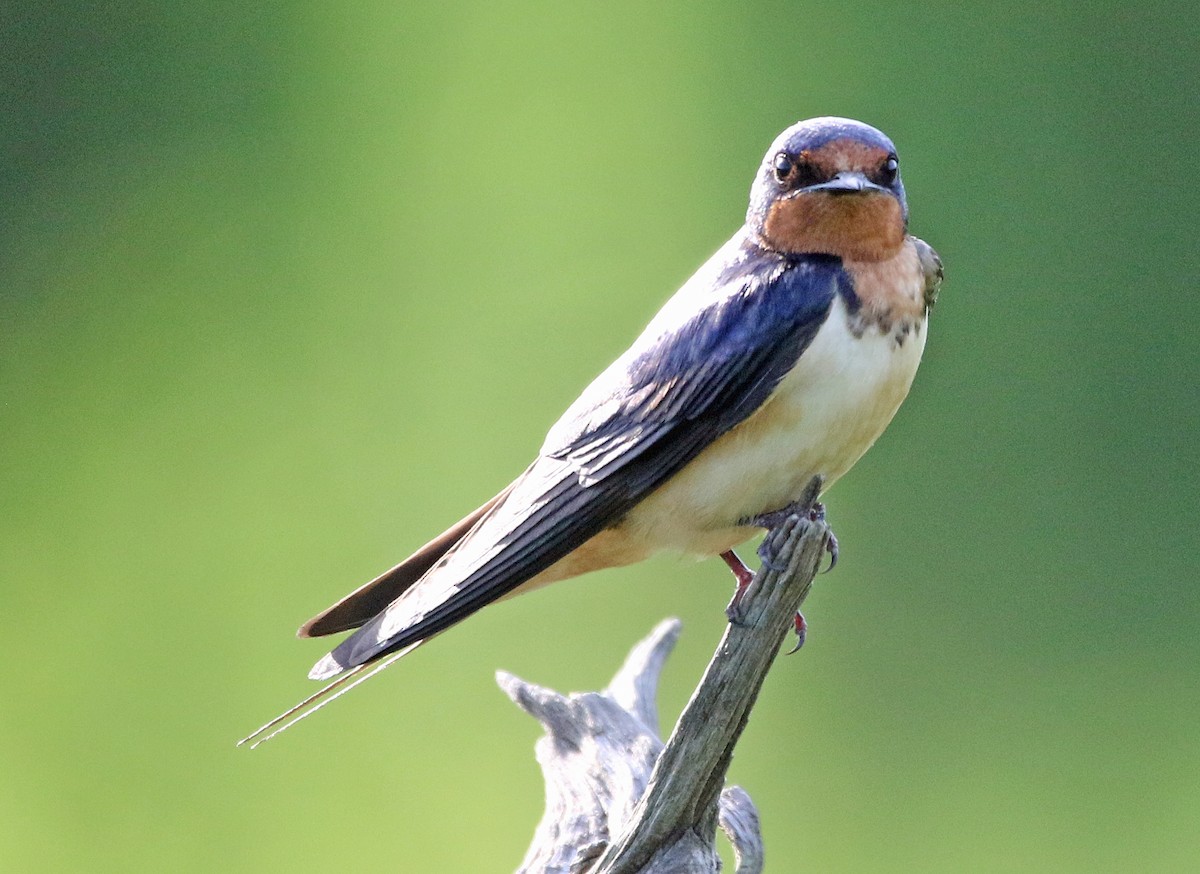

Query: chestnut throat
[760,191,906,263]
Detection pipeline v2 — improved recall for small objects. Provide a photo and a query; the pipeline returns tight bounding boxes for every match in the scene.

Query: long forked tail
[237,641,424,749]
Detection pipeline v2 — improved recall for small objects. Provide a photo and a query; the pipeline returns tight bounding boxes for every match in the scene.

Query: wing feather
[317,241,846,676]
[297,486,513,637]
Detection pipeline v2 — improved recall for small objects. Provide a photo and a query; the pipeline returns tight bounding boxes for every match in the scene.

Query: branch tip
[605,618,682,734]
[497,670,574,731]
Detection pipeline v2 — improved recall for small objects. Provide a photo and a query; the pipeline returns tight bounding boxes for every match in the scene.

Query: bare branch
[502,476,831,873]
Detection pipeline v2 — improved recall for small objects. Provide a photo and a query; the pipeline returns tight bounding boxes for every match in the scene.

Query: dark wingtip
[296,613,347,639]
[296,595,392,640]
[290,489,512,641]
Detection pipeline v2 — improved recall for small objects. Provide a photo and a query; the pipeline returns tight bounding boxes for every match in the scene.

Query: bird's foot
[747,500,839,573]
[822,522,839,574]
[744,499,812,531]
[738,474,823,529]
[726,550,810,650]
[787,611,808,654]
[724,482,837,630]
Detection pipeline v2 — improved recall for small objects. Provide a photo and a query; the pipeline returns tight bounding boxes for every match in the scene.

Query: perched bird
[241,116,941,746]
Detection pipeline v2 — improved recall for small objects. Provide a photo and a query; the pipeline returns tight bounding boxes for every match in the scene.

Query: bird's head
[747,117,908,262]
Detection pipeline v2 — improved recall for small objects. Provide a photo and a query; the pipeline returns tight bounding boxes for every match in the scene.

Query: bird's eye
[773,152,794,183]
[879,154,899,185]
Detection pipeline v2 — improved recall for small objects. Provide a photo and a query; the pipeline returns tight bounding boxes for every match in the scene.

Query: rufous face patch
[763,189,905,261]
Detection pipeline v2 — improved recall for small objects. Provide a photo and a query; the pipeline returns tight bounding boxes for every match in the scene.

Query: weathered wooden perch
[499,477,833,874]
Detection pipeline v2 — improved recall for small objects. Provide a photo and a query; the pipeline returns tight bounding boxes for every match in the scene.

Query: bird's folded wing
[321,250,844,673]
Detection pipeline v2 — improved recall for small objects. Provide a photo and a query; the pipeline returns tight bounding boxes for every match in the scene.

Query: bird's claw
[786,611,807,654]
[822,528,839,573]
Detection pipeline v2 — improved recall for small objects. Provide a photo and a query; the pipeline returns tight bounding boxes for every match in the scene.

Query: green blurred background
[3,1,1197,871]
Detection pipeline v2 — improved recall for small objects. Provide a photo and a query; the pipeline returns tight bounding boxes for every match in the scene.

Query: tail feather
[297,488,511,639]
[237,640,424,749]
[244,489,516,748]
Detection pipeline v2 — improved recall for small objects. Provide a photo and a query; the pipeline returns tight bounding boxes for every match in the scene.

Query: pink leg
[723,549,809,652]
[721,549,754,620]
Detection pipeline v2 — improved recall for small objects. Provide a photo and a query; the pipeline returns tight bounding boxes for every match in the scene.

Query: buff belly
[517,292,926,595]
[617,293,926,556]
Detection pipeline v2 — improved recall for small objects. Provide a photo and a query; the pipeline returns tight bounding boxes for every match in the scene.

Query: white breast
[620,294,927,556]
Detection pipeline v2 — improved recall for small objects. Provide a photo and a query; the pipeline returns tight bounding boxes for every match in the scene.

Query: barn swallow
[241,116,942,746]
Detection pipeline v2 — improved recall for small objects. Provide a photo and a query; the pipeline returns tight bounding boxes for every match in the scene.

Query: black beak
[803,171,886,195]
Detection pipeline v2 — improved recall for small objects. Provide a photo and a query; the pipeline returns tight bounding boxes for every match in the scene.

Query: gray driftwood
[499,477,832,874]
